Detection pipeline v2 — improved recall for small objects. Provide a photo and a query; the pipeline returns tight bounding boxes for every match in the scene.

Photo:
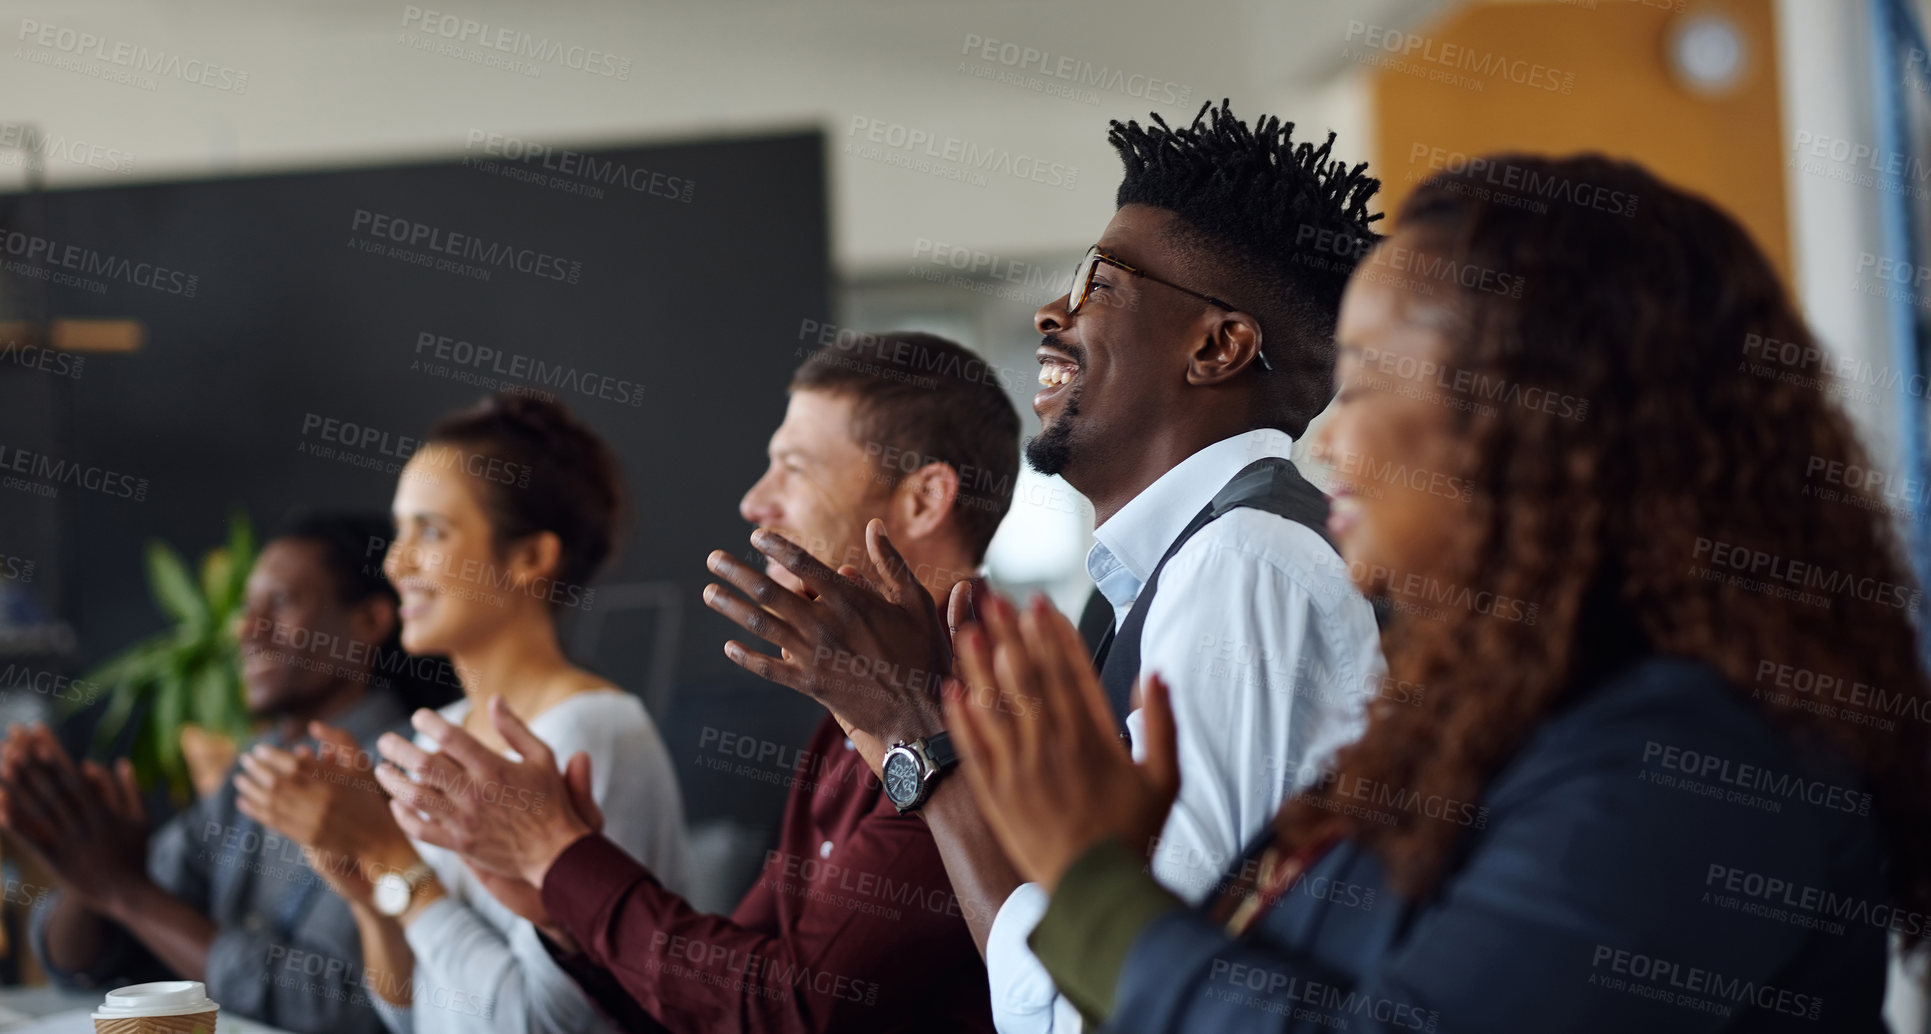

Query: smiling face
[1313,233,1475,596]
[235,538,389,717]
[739,389,895,593]
[384,445,549,656]
[1027,204,1218,488]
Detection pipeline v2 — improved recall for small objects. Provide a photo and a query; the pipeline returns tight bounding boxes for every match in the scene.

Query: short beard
[1023,383,1081,476]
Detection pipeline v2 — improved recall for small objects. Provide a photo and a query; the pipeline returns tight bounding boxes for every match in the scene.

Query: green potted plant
[75,512,257,802]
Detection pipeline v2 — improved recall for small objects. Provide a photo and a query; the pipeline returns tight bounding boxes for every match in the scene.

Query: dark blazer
[1112,656,1893,1032]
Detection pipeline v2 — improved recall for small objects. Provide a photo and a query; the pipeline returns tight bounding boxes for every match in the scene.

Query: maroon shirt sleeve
[540,718,994,1034]
[539,928,672,1034]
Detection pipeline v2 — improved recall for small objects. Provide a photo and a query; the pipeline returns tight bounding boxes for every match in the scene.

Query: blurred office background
[0,0,1926,1022]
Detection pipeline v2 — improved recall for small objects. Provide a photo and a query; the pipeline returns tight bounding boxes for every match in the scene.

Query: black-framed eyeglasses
[1066,245,1271,371]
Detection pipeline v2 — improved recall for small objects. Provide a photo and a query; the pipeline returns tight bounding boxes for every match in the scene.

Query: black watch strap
[923,730,958,771]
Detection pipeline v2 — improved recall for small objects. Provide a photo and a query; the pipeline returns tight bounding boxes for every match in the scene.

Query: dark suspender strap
[1098,456,1340,729]
[1099,500,1214,723]
[1078,586,1116,659]
[1090,615,1115,671]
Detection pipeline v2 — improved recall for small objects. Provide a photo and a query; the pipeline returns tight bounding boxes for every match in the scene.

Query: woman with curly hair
[944,154,1931,1032]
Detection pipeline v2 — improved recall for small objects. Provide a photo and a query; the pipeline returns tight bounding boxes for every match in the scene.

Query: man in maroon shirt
[378,331,1018,1033]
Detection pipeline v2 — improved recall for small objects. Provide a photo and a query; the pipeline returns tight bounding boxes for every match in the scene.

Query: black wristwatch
[881,732,958,813]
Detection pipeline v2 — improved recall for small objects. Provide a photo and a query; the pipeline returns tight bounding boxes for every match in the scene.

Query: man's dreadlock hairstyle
[1110,99,1382,437]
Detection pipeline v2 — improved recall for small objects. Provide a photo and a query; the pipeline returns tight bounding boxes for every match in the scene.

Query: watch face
[374,873,410,916]
[882,750,921,806]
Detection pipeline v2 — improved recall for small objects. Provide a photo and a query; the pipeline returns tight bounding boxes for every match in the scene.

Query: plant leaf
[99,516,260,798]
[145,541,207,632]
[210,519,253,739]
[82,632,171,741]
[226,512,256,603]
[82,633,168,692]
[190,661,240,734]
[91,677,143,754]
[151,646,189,798]
[201,548,235,617]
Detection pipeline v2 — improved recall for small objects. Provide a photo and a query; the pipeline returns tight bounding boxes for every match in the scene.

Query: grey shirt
[32,691,407,1034]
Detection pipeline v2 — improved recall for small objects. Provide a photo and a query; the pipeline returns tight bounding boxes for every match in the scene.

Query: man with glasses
[700,101,1390,1032]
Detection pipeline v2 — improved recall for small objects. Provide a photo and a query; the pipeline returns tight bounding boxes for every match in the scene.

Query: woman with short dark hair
[239,393,688,1034]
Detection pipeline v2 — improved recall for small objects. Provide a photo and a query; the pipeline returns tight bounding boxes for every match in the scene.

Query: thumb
[1139,674,1181,807]
[863,519,918,605]
[564,752,604,833]
[947,580,977,640]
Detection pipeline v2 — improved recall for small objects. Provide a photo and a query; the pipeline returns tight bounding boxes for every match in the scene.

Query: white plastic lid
[93,981,219,1019]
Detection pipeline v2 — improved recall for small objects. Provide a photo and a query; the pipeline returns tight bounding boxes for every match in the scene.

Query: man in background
[3,512,449,1033]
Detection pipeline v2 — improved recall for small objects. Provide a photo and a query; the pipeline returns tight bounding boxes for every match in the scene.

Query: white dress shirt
[984,428,1386,1034]
[374,689,690,1034]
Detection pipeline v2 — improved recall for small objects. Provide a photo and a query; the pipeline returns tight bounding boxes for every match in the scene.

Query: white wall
[1781,10,1928,1031]
[0,0,1439,273]
[1775,0,1919,482]
[5,0,1904,474]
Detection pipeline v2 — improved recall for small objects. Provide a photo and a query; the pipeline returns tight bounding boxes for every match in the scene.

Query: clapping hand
[234,723,409,906]
[945,592,1181,892]
[703,520,956,772]
[375,697,600,891]
[0,724,151,913]
[456,751,601,949]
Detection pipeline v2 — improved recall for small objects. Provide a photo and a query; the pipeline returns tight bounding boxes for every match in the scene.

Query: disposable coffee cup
[93,981,219,1034]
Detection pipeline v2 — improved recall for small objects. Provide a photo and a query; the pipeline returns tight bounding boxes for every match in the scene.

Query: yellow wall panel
[1369,0,1790,283]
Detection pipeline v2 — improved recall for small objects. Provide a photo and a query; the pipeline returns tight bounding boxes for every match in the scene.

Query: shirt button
[819,839,834,859]
[843,738,855,751]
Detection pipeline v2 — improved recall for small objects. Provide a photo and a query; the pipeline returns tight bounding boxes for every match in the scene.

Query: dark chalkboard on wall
[0,131,832,798]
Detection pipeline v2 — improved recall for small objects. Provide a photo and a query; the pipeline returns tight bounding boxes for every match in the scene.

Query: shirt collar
[1086,428,1296,613]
